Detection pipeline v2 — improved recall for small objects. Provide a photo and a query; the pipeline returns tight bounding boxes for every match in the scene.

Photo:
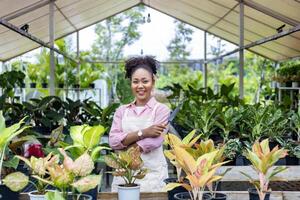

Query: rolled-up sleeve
[109,106,127,150]
[136,104,170,153]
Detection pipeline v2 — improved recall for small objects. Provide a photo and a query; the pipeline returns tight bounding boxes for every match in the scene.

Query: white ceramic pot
[117,184,140,200]
[28,191,46,200]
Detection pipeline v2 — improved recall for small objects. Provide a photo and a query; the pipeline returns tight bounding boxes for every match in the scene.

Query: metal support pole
[76,31,80,100]
[239,0,244,99]
[49,0,55,95]
[203,31,208,89]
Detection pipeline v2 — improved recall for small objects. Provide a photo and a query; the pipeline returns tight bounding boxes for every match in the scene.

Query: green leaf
[70,125,86,146]
[3,172,29,192]
[3,156,19,169]
[0,111,5,132]
[72,174,102,193]
[91,146,111,161]
[45,190,65,200]
[182,129,196,144]
[83,125,105,149]
[268,166,288,181]
[163,182,184,192]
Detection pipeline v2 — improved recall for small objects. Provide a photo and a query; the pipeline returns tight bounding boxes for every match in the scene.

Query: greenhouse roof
[0,0,300,62]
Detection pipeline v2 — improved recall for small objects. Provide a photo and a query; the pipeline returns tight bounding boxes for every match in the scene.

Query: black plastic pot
[0,184,19,200]
[210,192,227,200]
[83,187,98,200]
[274,158,286,166]
[41,82,48,88]
[286,156,299,165]
[58,83,64,88]
[30,82,36,88]
[235,155,251,166]
[73,84,80,89]
[164,178,188,200]
[89,83,95,89]
[248,188,270,200]
[174,192,211,200]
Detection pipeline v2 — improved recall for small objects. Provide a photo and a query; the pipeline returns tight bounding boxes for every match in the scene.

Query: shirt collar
[126,96,157,109]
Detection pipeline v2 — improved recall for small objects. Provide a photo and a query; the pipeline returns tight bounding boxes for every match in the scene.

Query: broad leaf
[3,172,29,192]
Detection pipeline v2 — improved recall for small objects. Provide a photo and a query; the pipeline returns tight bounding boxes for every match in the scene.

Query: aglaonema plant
[164,130,201,182]
[60,124,110,162]
[104,146,147,186]
[164,133,228,200]
[33,148,102,199]
[0,111,29,187]
[240,139,288,200]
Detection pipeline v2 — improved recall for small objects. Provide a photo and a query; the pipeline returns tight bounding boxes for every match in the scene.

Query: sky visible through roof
[7,7,237,63]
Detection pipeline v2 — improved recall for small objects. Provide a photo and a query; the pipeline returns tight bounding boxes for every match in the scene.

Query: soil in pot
[248,188,270,200]
[174,192,211,200]
[164,178,188,200]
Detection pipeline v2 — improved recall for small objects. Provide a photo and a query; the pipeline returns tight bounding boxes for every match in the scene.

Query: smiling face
[131,67,154,106]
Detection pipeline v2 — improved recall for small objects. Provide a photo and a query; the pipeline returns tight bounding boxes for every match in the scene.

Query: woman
[109,56,170,192]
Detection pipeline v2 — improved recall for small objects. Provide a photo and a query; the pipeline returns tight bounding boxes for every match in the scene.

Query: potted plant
[290,64,300,87]
[0,111,29,199]
[215,107,241,143]
[185,138,230,200]
[223,138,242,165]
[32,148,102,200]
[164,130,201,200]
[164,144,227,200]
[11,153,56,200]
[240,139,288,200]
[27,64,39,88]
[39,68,48,88]
[277,138,300,165]
[104,146,148,200]
[58,124,109,199]
[290,108,300,141]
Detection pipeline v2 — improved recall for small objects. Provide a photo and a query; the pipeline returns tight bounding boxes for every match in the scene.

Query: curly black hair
[124,56,159,79]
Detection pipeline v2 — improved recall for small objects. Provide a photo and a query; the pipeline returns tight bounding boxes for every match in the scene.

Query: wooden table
[20,192,168,200]
[98,192,168,200]
[19,191,300,200]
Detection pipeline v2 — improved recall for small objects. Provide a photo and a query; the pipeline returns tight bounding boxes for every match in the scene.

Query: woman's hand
[142,124,167,138]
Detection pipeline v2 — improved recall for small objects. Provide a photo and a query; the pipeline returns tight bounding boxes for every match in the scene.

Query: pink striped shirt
[109,97,170,153]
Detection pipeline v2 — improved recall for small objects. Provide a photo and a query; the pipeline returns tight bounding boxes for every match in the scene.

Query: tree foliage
[167,20,194,60]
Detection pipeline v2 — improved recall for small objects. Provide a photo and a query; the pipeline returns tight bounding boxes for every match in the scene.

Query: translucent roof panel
[0,0,140,61]
[0,0,300,61]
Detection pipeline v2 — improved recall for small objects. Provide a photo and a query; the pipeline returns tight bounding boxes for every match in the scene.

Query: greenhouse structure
[0,0,300,200]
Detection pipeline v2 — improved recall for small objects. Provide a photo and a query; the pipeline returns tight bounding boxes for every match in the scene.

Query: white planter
[117,184,140,200]
[28,191,46,200]
[292,82,299,87]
